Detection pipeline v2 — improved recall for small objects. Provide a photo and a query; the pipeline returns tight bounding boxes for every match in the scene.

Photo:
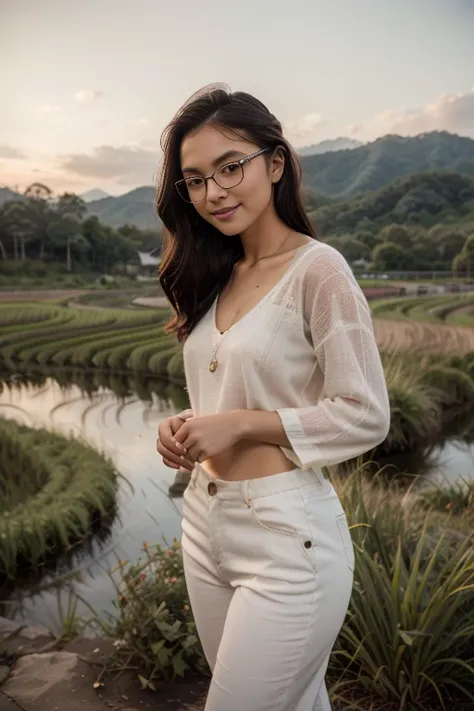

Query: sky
[1,0,473,196]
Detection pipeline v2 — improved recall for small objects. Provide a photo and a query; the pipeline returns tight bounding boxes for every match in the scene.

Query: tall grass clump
[380,354,441,454]
[328,468,474,711]
[0,417,120,579]
[421,365,474,409]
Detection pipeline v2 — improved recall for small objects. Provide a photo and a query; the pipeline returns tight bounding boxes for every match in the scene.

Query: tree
[429,226,467,264]
[453,234,474,277]
[56,192,87,220]
[324,235,370,263]
[2,201,33,260]
[48,214,87,272]
[24,183,54,259]
[371,242,412,271]
[379,224,412,249]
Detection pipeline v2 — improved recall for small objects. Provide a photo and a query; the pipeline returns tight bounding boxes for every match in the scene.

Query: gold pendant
[209,357,218,372]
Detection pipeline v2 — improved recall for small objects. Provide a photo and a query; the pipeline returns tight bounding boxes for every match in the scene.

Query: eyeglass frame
[175,148,270,203]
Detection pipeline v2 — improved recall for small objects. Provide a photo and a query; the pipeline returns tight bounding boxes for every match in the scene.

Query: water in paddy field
[0,372,473,630]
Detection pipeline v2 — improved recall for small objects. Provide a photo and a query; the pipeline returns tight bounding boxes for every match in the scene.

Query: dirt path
[132,296,169,308]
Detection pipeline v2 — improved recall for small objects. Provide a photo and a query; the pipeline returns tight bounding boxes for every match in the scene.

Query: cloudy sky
[1,0,473,195]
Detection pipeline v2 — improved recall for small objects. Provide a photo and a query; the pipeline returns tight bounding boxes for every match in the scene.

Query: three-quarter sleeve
[276,247,390,469]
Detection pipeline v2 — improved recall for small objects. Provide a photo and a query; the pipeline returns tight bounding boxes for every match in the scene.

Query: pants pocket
[250,500,297,537]
[336,513,355,573]
[249,489,319,572]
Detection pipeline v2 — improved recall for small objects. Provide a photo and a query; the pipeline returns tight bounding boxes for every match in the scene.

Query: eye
[220,162,240,175]
[186,177,204,188]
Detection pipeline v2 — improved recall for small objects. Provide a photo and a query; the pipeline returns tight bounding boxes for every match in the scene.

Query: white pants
[181,463,354,711]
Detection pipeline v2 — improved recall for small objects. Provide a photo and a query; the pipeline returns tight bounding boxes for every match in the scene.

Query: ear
[270,146,285,184]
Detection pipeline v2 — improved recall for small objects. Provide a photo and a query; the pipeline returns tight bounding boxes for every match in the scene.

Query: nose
[206,177,228,202]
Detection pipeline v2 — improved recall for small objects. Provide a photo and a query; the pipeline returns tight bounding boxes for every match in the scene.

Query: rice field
[0,300,184,382]
[372,293,474,354]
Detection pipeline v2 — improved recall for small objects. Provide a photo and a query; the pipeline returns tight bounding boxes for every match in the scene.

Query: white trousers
[181,463,354,711]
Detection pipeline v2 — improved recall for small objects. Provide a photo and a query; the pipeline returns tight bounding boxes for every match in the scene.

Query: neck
[239,200,291,264]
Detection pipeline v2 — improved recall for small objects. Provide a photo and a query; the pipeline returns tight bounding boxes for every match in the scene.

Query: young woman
[156,85,390,711]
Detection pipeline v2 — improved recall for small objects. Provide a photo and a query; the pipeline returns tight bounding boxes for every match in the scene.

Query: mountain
[298,138,363,157]
[3,132,474,231]
[80,188,110,202]
[86,187,161,230]
[300,131,474,199]
[309,171,474,236]
[0,187,23,206]
[88,132,474,228]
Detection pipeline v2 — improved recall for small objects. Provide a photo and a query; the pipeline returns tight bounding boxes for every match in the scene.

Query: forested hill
[309,172,474,236]
[300,131,474,199]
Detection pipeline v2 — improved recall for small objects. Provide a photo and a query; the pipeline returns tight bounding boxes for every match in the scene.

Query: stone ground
[0,619,208,711]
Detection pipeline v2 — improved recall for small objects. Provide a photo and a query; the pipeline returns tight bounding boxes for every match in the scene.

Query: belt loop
[242,480,251,508]
[190,465,198,488]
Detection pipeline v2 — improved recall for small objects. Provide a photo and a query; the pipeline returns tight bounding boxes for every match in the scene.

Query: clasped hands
[156,409,242,471]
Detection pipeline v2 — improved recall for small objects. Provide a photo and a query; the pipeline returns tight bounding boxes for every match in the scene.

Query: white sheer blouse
[182,240,390,470]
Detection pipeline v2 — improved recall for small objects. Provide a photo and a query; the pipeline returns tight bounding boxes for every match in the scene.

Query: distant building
[136,250,161,276]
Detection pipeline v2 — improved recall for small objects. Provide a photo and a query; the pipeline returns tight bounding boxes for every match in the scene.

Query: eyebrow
[181,150,246,176]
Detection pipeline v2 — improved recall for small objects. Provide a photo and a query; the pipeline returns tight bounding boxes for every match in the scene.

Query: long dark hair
[156,84,315,342]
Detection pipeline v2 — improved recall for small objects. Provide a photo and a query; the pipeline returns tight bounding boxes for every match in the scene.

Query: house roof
[137,250,161,266]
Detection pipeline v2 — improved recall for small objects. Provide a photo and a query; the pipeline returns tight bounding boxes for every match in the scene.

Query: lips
[212,205,240,216]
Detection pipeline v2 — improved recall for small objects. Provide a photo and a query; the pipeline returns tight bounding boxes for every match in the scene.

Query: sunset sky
[2,0,473,195]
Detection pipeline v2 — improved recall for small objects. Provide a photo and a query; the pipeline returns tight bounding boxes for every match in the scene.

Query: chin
[211,215,251,237]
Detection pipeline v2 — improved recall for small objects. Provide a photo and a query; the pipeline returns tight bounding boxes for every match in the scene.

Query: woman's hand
[173,412,242,464]
[156,409,195,471]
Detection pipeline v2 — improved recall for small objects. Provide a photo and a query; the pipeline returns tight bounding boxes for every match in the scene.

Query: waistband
[190,462,327,503]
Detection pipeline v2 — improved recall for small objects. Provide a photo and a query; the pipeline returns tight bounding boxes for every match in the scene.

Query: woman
[156,84,390,711]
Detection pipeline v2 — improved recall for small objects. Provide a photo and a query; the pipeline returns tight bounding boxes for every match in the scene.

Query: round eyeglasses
[175,148,269,203]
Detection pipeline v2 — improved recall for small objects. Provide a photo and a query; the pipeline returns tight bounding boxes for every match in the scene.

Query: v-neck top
[182,240,390,470]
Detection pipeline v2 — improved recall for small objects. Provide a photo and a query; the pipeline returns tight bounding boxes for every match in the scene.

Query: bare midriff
[201,440,296,481]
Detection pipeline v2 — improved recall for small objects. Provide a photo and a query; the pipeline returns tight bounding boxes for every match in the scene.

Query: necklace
[209,231,292,373]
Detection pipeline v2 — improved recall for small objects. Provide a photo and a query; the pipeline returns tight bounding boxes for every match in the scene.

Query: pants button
[208,481,217,496]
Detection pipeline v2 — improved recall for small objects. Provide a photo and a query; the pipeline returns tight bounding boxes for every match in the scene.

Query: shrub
[417,478,474,519]
[94,541,208,689]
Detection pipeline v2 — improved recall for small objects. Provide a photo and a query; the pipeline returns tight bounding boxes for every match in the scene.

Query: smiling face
[179,124,284,236]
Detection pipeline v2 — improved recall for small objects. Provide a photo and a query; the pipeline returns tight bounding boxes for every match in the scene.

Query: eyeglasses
[175,148,269,203]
